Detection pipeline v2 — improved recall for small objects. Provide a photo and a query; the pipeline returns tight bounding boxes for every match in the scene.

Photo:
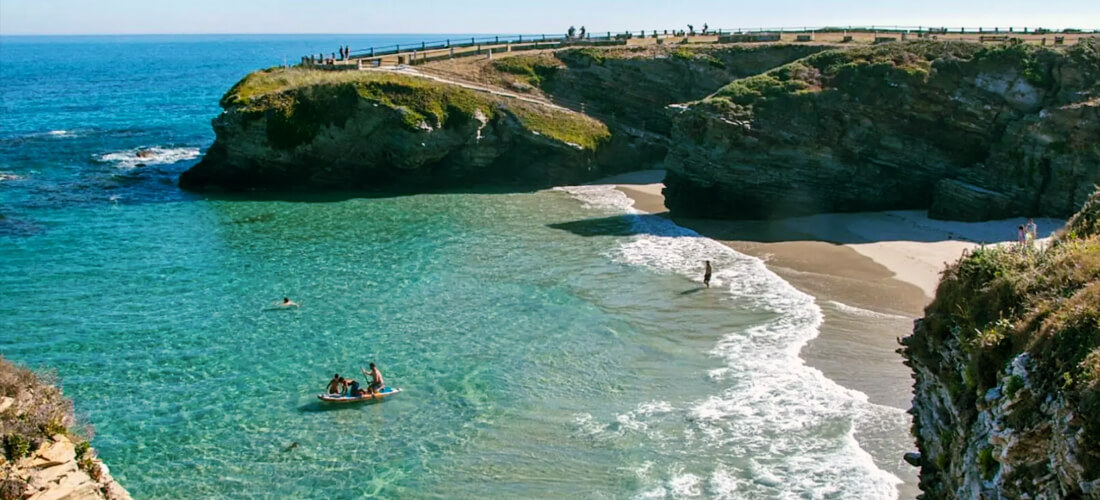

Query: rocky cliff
[180,44,828,192]
[900,189,1100,498]
[666,39,1100,220]
[180,68,616,191]
[1,357,130,500]
[185,40,1100,221]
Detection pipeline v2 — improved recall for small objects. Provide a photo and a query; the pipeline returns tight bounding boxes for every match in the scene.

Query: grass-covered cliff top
[917,189,1100,468]
[222,67,609,150]
[0,356,88,463]
[705,39,1100,107]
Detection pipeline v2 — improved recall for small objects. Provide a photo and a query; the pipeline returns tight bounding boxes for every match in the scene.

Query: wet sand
[590,171,1063,499]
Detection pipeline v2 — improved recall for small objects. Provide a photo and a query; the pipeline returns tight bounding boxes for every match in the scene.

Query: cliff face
[181,44,828,192]
[901,190,1100,498]
[180,69,614,191]
[665,40,1100,220]
[1,357,130,500]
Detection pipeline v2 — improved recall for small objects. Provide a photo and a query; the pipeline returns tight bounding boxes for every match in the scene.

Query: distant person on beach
[281,297,300,308]
[1026,218,1038,241]
[703,260,713,288]
[326,374,343,394]
[1017,225,1027,246]
[362,363,385,395]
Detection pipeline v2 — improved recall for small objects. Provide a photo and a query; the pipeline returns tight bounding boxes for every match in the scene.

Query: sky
[1,0,1098,35]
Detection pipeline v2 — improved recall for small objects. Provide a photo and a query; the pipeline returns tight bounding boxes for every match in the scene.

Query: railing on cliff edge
[298,25,1100,67]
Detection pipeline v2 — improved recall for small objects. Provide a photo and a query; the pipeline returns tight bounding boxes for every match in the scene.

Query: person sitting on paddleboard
[326,373,342,394]
[344,378,360,397]
[362,363,385,395]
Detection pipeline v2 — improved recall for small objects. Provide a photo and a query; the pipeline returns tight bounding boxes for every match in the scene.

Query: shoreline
[589,170,1063,499]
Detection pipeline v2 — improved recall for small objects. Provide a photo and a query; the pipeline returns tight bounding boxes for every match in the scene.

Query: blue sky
[1,0,1098,35]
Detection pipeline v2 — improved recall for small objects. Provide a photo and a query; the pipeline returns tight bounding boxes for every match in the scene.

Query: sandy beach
[590,170,1064,498]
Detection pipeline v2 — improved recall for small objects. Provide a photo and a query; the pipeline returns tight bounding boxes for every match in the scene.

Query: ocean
[0,35,912,499]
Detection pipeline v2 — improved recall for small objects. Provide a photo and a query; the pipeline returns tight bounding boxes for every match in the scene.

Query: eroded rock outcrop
[180,68,616,191]
[666,39,1100,220]
[1,358,130,500]
[901,189,1100,497]
[181,44,829,192]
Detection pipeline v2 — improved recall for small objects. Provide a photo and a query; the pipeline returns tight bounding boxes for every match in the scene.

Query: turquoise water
[1,36,912,498]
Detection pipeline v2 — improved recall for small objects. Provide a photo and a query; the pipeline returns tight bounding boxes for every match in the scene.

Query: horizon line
[3,25,1098,37]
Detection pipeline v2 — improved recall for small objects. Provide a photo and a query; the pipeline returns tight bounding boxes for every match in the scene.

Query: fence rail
[298,25,1100,66]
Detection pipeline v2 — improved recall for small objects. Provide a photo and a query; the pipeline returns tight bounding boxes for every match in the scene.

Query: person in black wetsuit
[703,260,713,288]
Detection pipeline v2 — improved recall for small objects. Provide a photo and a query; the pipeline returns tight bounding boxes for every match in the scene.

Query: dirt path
[364,66,568,111]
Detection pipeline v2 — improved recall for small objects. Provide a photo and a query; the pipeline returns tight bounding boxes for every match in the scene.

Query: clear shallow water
[1,35,911,498]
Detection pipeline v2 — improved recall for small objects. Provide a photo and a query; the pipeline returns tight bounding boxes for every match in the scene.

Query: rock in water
[903,451,921,467]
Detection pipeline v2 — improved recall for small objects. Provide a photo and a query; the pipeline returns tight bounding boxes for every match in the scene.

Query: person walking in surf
[703,260,713,288]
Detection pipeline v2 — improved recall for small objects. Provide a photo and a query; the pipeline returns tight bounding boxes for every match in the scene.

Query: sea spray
[556,184,906,498]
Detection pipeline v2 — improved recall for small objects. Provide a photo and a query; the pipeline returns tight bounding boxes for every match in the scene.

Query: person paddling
[703,260,713,288]
[362,363,385,396]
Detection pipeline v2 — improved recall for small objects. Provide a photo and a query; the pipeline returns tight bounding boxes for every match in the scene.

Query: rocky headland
[901,189,1100,498]
[667,39,1100,221]
[183,39,1099,223]
[1,357,130,500]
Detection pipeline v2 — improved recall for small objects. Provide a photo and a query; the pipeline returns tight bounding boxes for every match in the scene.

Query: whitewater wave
[97,147,200,169]
[556,184,906,499]
[0,172,24,182]
[827,300,912,320]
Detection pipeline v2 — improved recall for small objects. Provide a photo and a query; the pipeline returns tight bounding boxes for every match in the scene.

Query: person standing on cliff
[703,260,713,288]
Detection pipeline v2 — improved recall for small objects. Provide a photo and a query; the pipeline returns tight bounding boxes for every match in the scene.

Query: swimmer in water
[281,297,300,308]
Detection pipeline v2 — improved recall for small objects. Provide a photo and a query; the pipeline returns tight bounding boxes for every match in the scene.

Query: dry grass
[917,188,1100,472]
[0,357,81,461]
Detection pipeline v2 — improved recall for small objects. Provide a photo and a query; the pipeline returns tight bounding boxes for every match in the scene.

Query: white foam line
[556,184,905,499]
[97,146,200,169]
[827,300,912,320]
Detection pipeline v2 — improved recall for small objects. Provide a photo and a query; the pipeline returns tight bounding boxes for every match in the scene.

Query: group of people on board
[326,363,385,398]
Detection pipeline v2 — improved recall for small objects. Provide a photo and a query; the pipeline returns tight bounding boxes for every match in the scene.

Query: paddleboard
[317,387,401,403]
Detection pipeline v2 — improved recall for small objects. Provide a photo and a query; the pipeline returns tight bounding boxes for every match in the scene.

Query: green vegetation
[670,47,726,69]
[506,104,609,150]
[0,356,84,462]
[558,47,608,66]
[491,54,563,86]
[221,67,609,151]
[978,446,998,480]
[920,189,1100,471]
[708,40,1076,107]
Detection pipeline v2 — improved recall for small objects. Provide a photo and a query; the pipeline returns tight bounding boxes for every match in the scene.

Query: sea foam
[97,147,200,169]
[556,184,906,499]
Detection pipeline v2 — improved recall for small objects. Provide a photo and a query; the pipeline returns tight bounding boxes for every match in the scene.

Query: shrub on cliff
[917,188,1100,483]
[0,356,87,462]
